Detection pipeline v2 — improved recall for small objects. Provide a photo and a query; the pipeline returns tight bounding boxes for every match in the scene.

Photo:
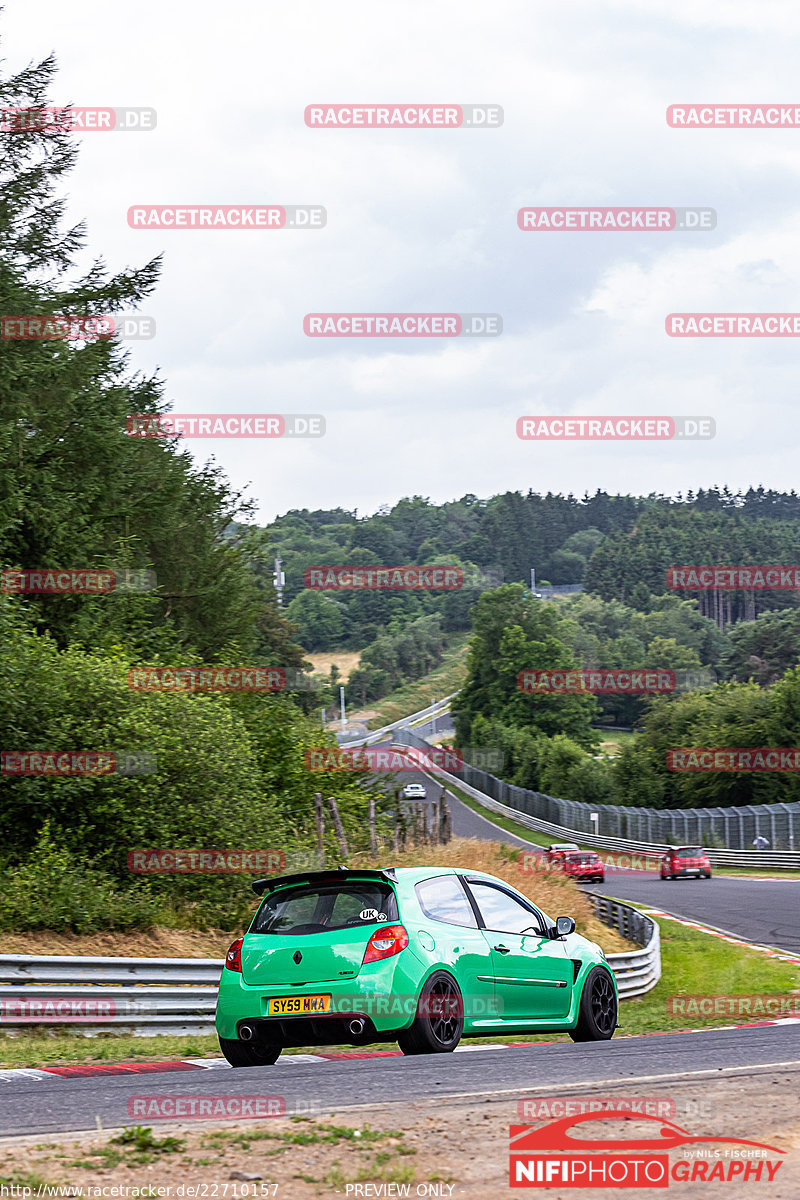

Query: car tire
[568,966,617,1042]
[218,1035,281,1067]
[704,872,712,879]
[397,971,464,1055]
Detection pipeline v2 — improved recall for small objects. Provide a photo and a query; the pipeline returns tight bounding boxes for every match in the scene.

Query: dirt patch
[599,740,621,756]
[2,1068,797,1198]
[306,652,362,680]
[0,926,233,959]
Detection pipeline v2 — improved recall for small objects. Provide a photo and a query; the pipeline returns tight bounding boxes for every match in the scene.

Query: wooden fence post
[368,792,378,855]
[326,795,349,858]
[441,793,452,843]
[313,792,325,864]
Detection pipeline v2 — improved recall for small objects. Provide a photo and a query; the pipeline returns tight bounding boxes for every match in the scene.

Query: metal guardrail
[394,731,800,868]
[0,954,222,986]
[587,894,661,1000]
[342,694,457,748]
[0,953,222,1036]
[0,892,659,1035]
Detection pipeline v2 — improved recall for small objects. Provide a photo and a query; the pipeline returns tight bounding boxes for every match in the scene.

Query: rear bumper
[216,952,425,1041]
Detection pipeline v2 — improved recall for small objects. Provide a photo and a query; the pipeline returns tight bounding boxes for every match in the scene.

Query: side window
[468,882,544,935]
[415,876,477,928]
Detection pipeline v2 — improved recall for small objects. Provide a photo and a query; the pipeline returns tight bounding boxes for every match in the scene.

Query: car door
[463,878,573,1021]
[412,874,497,1029]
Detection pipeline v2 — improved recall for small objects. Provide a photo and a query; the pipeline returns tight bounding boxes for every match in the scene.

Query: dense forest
[4,45,800,938]
[0,50,386,931]
[256,487,800,705]
[454,585,800,811]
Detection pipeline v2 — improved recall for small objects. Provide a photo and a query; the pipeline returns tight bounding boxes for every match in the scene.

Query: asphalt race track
[392,758,800,954]
[1,1025,799,1138]
[1,740,796,1141]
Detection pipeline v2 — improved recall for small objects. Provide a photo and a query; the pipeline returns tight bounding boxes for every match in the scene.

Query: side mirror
[554,916,576,938]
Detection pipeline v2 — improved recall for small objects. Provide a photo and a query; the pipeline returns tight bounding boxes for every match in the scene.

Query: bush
[0,826,160,934]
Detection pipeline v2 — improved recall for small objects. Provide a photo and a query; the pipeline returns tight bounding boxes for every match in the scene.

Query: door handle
[493,944,511,954]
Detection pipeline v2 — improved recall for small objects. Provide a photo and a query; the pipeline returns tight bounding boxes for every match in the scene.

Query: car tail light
[362,924,409,965]
[225,936,243,973]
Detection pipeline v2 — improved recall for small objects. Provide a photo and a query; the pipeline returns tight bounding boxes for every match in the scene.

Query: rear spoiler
[252,866,397,896]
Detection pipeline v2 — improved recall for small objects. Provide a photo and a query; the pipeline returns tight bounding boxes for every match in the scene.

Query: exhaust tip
[348,1018,366,1037]
[239,1023,256,1041]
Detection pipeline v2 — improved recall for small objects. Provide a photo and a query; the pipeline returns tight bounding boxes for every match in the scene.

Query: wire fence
[394,729,800,852]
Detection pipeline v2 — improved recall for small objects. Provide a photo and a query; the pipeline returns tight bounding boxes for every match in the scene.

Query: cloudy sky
[5,0,800,521]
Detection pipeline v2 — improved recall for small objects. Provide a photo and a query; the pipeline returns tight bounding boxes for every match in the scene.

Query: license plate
[266,994,332,1016]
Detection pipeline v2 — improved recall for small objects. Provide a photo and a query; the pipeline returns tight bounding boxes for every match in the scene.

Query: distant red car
[559,850,605,884]
[660,846,711,880]
[545,842,580,864]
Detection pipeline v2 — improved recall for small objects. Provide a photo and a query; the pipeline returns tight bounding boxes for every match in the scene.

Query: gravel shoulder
[2,1066,798,1199]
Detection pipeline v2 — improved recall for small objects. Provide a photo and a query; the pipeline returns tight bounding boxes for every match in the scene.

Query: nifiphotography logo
[509,1108,785,1187]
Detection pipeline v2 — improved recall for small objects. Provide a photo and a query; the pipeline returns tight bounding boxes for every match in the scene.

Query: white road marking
[307,1058,800,1114]
[0,1069,58,1082]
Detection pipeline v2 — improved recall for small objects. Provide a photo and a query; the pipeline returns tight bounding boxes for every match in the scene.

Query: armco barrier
[585,893,660,999]
[0,954,222,1036]
[341,694,456,747]
[0,895,657,1034]
[393,729,800,864]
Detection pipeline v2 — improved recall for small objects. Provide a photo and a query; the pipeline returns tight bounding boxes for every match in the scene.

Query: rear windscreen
[676,847,703,857]
[251,881,399,935]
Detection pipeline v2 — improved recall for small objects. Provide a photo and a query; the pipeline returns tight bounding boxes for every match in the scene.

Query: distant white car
[402,783,427,800]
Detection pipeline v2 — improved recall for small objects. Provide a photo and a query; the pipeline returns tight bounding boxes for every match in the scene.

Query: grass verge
[2,909,795,1067]
[360,634,470,729]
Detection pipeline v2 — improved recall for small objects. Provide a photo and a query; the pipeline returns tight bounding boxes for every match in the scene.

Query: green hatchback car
[216,866,617,1066]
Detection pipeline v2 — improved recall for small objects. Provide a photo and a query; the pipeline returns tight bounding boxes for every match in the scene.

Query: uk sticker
[360,909,387,921]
